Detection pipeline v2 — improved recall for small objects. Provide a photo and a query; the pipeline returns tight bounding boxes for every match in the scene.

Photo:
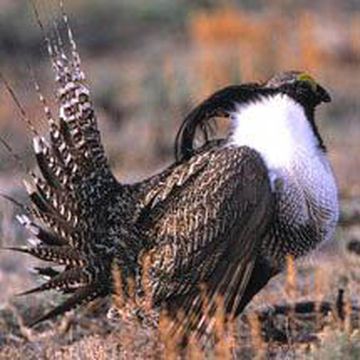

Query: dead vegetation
[1,198,360,358]
[1,255,360,359]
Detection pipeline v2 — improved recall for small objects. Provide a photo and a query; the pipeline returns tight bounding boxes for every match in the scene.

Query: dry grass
[1,214,360,358]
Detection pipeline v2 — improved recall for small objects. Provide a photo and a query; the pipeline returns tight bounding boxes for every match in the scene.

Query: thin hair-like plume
[59,0,85,81]
[28,0,59,75]
[0,191,26,210]
[52,9,70,65]
[0,72,40,137]
[26,63,56,128]
[0,136,29,173]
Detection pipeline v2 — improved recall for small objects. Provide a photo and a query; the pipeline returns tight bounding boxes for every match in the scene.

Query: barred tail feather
[29,0,116,199]
[50,7,112,184]
[5,245,85,266]
[17,267,90,296]
[28,283,105,327]
[33,266,61,280]
[0,1,131,328]
[16,214,66,246]
[33,136,67,190]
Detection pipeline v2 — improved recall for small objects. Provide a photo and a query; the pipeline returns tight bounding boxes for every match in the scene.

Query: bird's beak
[316,84,331,103]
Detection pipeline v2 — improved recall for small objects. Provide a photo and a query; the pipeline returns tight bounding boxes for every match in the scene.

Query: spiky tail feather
[0,2,136,326]
[28,283,107,327]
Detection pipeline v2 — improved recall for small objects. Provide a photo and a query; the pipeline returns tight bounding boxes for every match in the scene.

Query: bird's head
[264,71,331,107]
[175,71,331,160]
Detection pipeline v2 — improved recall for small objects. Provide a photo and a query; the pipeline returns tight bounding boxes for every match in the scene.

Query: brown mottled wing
[141,145,274,315]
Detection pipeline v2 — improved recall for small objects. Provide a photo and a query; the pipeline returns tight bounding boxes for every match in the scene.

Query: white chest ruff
[230,94,339,245]
[230,94,317,171]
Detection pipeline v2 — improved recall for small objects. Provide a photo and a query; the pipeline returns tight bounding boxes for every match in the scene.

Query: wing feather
[142,145,274,327]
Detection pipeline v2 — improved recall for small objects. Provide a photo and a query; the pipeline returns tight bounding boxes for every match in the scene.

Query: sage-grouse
[1,7,338,334]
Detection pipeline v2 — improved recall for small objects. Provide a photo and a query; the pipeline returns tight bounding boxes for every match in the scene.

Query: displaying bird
[136,71,339,333]
[2,6,338,335]
[175,72,339,282]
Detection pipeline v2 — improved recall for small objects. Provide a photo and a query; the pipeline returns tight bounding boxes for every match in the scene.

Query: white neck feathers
[230,94,320,171]
[229,93,339,247]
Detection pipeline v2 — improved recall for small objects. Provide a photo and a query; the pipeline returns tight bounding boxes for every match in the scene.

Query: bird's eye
[297,80,314,93]
[296,73,317,93]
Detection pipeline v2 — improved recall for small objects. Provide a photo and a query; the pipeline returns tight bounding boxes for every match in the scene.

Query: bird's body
[133,85,338,329]
[1,8,339,335]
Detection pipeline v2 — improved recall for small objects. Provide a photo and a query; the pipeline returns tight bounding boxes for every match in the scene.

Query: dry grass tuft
[285,255,298,299]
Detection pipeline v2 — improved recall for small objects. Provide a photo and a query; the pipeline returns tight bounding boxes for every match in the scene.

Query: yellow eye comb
[297,72,317,92]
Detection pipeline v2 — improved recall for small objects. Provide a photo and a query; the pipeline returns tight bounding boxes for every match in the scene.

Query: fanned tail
[30,0,116,193]
[0,1,128,326]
